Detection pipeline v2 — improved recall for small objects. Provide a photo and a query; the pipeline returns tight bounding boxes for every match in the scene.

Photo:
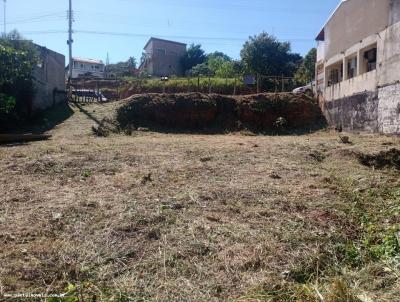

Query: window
[80,63,84,69]
[330,69,340,85]
[327,62,343,86]
[364,48,377,72]
[347,57,357,79]
[95,65,99,69]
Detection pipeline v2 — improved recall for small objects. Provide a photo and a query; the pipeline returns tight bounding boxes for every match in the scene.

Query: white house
[68,57,105,79]
[316,0,400,134]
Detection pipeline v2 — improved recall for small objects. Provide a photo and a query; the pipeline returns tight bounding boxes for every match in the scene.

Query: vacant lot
[0,101,399,301]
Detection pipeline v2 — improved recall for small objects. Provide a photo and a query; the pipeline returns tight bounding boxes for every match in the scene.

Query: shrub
[0,31,38,125]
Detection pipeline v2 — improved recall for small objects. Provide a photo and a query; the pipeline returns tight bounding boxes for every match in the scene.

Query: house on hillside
[67,57,105,79]
[139,37,187,77]
[32,44,66,114]
[316,0,400,134]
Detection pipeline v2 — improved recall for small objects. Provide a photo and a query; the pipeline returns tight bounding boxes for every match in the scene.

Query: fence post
[187,77,190,93]
[83,79,85,102]
[257,74,260,94]
[281,74,284,92]
[208,76,211,94]
[233,77,237,96]
[74,84,77,102]
[197,76,200,92]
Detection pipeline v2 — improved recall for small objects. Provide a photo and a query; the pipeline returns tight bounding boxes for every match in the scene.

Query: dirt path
[0,102,399,301]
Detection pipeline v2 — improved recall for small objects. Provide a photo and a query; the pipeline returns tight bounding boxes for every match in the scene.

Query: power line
[116,0,329,15]
[5,16,66,26]
[17,29,314,47]
[19,30,67,35]
[16,28,314,45]
[2,11,65,24]
[74,30,314,43]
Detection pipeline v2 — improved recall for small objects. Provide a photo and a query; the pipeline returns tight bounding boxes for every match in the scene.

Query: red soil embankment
[116,93,325,132]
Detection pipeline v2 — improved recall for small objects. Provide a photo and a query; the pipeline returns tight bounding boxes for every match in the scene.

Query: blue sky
[1,0,339,64]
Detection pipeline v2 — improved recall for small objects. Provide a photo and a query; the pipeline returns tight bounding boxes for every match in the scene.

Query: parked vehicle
[293,81,315,95]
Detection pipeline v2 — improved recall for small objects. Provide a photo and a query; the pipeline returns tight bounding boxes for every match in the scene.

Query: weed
[81,169,92,178]
[309,150,326,162]
[274,117,288,130]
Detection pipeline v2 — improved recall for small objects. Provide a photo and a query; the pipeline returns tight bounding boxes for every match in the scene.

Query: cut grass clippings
[0,101,399,301]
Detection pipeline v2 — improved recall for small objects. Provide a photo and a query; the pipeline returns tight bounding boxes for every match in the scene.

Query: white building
[316,0,400,134]
[69,57,105,79]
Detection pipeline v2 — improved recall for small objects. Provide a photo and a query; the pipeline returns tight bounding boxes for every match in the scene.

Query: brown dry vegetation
[0,100,399,302]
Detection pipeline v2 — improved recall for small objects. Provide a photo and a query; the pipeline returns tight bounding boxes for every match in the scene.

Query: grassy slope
[0,101,399,301]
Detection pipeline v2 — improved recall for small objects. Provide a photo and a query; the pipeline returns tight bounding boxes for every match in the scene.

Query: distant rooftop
[144,37,187,49]
[73,57,104,65]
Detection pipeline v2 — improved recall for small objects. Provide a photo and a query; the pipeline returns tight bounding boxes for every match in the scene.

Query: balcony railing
[324,70,377,101]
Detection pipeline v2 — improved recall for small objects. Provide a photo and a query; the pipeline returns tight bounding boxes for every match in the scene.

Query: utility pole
[3,0,6,36]
[67,0,73,85]
[105,52,110,78]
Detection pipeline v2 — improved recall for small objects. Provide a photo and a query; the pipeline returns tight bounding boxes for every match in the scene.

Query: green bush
[0,31,38,125]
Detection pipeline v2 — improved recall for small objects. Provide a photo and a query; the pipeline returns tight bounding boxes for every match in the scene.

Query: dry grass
[0,101,399,301]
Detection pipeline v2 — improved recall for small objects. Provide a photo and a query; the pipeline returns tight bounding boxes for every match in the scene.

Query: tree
[140,52,147,66]
[206,52,233,76]
[106,57,137,77]
[207,56,226,75]
[127,57,137,69]
[240,32,301,77]
[215,61,237,78]
[189,63,210,76]
[0,30,38,122]
[207,51,231,62]
[181,44,206,74]
[232,60,245,75]
[294,48,317,85]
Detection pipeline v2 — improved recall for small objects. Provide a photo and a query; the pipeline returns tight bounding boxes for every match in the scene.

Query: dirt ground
[0,101,399,301]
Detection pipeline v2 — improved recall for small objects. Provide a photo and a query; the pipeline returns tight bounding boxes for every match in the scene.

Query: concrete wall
[327,82,400,134]
[325,91,379,132]
[378,21,400,86]
[378,83,400,133]
[32,46,66,113]
[145,39,186,77]
[324,0,390,61]
[324,70,377,102]
[390,0,400,25]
